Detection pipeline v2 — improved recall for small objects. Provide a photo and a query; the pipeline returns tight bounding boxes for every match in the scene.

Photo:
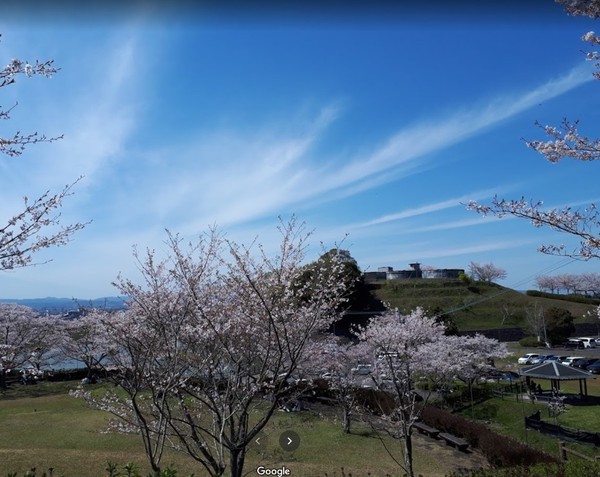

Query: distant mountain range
[0,296,127,313]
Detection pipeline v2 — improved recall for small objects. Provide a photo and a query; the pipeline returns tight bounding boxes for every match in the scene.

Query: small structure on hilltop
[364,263,464,282]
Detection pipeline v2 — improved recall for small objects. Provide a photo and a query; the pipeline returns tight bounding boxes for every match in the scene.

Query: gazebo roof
[519,361,595,381]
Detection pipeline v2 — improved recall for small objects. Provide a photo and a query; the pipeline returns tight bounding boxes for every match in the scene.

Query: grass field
[460,346,600,462]
[0,381,488,477]
[372,279,597,331]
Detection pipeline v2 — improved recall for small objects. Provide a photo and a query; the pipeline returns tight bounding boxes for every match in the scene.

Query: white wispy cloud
[356,187,504,228]
[314,63,594,197]
[0,26,145,214]
[155,62,594,235]
[406,216,499,234]
[365,238,540,264]
[46,35,140,189]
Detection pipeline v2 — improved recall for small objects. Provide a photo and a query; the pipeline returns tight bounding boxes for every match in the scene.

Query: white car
[518,353,539,365]
[529,355,554,365]
[577,337,598,349]
[561,356,585,366]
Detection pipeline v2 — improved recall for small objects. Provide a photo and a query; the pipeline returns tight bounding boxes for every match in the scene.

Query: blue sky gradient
[1,2,600,298]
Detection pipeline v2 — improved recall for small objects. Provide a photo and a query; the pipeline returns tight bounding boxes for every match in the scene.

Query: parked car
[585,361,600,374]
[564,339,585,350]
[530,355,554,365]
[560,356,585,366]
[577,337,598,349]
[572,358,599,369]
[542,355,565,363]
[518,353,539,365]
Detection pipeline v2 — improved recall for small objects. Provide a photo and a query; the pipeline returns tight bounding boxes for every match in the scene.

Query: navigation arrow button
[279,430,300,451]
[251,432,269,450]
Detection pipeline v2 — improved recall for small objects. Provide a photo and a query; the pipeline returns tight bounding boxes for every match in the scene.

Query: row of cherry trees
[535,272,600,295]
[58,222,503,477]
[0,30,505,477]
[1,221,507,477]
[0,305,113,388]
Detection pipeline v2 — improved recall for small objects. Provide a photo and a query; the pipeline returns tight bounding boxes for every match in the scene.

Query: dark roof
[519,361,596,381]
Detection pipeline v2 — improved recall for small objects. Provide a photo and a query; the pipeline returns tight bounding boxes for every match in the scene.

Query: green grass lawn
[0,382,488,477]
[372,279,596,332]
[461,346,600,461]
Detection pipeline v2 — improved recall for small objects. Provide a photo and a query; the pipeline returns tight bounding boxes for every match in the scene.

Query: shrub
[525,290,600,306]
[519,336,543,347]
[447,459,600,477]
[420,405,558,468]
[3,464,191,477]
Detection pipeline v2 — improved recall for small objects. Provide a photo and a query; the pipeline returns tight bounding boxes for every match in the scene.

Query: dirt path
[412,432,489,476]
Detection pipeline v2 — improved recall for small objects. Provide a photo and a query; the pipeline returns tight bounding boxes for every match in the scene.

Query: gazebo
[519,361,595,397]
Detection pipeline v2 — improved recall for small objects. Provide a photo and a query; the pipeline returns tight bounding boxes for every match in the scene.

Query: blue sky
[1,1,600,299]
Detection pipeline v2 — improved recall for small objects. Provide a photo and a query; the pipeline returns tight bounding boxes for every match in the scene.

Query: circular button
[278,430,300,451]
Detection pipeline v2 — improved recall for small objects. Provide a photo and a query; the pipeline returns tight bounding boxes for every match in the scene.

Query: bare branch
[0,47,63,156]
[0,177,89,270]
[0,35,87,270]
[467,197,600,260]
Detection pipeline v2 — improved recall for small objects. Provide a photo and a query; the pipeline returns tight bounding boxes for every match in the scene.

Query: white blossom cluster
[468,2,600,259]
[525,120,600,163]
[0,38,86,271]
[468,197,600,260]
[0,303,63,386]
[558,0,600,19]
[468,261,507,283]
[536,272,600,294]
[353,307,507,477]
[72,219,349,477]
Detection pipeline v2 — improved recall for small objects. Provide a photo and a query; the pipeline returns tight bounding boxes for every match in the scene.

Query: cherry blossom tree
[356,308,447,477]
[468,261,507,283]
[580,272,600,295]
[536,275,559,293]
[73,308,172,474]
[536,272,600,295]
[76,219,348,477]
[59,310,116,379]
[0,35,86,271]
[467,1,600,260]
[356,307,505,477]
[302,336,370,433]
[0,303,62,388]
[447,333,508,403]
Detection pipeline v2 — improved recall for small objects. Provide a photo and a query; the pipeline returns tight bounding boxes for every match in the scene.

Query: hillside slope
[370,279,597,332]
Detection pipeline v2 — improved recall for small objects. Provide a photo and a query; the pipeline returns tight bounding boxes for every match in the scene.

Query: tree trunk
[403,432,414,477]
[229,447,245,477]
[0,369,6,390]
[342,407,351,433]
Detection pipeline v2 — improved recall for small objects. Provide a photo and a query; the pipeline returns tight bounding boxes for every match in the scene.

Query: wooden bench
[439,432,469,452]
[413,422,440,438]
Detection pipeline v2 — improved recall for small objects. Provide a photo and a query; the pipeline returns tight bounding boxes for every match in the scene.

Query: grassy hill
[369,278,597,332]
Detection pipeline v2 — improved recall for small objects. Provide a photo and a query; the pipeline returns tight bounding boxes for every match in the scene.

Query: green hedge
[447,460,600,477]
[526,290,600,306]
[420,405,559,468]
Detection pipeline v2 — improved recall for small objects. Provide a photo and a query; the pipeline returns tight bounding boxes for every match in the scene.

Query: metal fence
[525,411,600,447]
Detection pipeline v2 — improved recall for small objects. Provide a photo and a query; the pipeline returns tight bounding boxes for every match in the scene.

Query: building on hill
[365,263,464,282]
